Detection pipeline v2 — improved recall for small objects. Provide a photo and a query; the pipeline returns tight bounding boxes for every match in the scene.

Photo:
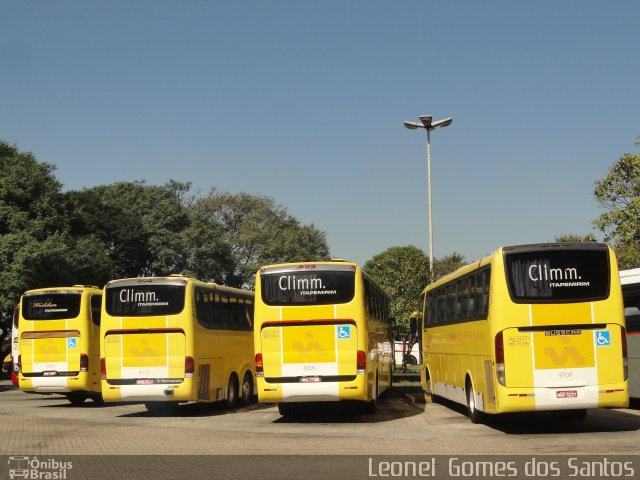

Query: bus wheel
[424,370,437,404]
[91,393,105,404]
[67,393,88,405]
[239,372,253,406]
[465,378,484,424]
[552,409,587,422]
[225,374,239,408]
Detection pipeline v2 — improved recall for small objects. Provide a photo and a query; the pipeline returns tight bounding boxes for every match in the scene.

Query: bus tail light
[495,331,505,386]
[80,353,89,372]
[255,353,264,378]
[357,350,366,375]
[185,356,194,378]
[100,358,106,380]
[622,326,628,381]
[17,354,22,374]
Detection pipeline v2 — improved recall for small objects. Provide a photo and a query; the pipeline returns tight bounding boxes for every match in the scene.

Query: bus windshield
[261,270,355,306]
[22,293,81,320]
[505,248,610,302]
[106,284,186,317]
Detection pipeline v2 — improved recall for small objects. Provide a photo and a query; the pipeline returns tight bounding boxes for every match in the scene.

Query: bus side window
[195,287,215,328]
[90,294,102,326]
[245,300,254,329]
[482,269,491,316]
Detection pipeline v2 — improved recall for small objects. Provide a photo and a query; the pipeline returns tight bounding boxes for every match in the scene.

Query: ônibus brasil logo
[8,456,73,480]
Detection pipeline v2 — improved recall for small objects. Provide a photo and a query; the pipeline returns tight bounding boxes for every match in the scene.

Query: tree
[593,153,640,269]
[432,252,467,281]
[188,190,330,287]
[65,180,192,280]
[363,246,430,331]
[0,141,81,358]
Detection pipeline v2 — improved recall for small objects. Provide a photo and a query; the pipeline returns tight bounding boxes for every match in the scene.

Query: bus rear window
[106,284,185,317]
[505,248,610,303]
[261,270,355,306]
[22,294,81,320]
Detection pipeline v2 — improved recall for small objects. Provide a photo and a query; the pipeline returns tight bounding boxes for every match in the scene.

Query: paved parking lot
[2,380,640,456]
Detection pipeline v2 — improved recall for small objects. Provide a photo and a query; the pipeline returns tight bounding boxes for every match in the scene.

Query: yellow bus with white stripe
[18,286,103,404]
[100,275,255,413]
[620,268,640,399]
[419,243,628,423]
[254,260,394,415]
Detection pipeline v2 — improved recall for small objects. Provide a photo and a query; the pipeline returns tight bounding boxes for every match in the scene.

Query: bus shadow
[272,397,422,424]
[432,397,640,434]
[488,409,640,435]
[117,398,272,418]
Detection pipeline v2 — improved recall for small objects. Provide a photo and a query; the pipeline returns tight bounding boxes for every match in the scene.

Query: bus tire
[424,369,437,404]
[239,371,253,406]
[363,374,378,414]
[91,393,105,404]
[552,409,587,422]
[67,393,88,405]
[465,377,484,424]
[225,374,239,408]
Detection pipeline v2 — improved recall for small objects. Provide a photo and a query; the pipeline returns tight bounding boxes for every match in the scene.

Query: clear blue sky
[2,1,639,266]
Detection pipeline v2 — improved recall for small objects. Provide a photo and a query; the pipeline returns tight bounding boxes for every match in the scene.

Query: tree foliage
[363,246,429,331]
[0,140,332,355]
[65,180,191,280]
[363,246,466,331]
[553,233,597,243]
[188,190,330,287]
[594,153,640,269]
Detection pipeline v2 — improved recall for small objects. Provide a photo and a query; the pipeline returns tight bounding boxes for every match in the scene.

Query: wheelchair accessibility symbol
[595,330,611,347]
[337,326,351,340]
[67,338,77,349]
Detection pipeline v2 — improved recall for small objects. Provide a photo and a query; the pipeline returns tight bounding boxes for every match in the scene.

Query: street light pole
[403,115,452,282]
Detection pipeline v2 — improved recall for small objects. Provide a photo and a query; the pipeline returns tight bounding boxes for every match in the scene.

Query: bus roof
[21,286,100,296]
[620,268,640,285]
[258,260,359,273]
[425,242,611,292]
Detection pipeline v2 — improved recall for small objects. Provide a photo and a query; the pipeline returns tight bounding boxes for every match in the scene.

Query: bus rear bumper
[257,376,367,403]
[20,374,93,393]
[495,382,628,413]
[101,380,193,402]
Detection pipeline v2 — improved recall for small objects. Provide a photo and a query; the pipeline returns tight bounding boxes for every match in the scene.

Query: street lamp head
[431,117,453,129]
[418,115,433,128]
[403,121,422,130]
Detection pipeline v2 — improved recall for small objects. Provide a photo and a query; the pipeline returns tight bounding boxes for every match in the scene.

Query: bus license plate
[300,377,321,383]
[557,390,577,399]
[136,379,153,385]
[43,371,57,376]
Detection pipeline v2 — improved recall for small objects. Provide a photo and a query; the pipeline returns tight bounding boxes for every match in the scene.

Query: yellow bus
[620,268,640,399]
[254,260,394,415]
[419,243,628,423]
[100,275,255,413]
[18,286,103,404]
